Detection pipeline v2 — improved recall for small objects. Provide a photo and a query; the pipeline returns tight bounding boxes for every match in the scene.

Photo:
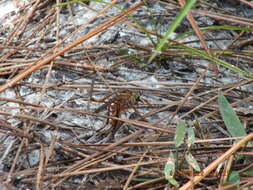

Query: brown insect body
[93,90,141,135]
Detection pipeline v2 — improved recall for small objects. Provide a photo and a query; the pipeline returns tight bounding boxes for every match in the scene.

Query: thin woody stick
[0,1,144,93]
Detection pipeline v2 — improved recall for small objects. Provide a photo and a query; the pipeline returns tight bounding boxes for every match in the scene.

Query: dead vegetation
[0,0,253,189]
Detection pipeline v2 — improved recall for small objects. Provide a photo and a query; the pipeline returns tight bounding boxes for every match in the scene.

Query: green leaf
[218,93,247,137]
[228,171,240,183]
[164,152,175,178]
[187,126,195,147]
[168,176,179,187]
[185,153,201,171]
[164,153,178,187]
[174,120,186,147]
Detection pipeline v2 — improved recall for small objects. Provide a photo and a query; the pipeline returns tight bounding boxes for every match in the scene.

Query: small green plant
[165,92,251,187]
[164,120,200,187]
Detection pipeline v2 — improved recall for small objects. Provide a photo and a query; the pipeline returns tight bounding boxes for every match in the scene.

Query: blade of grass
[178,0,212,56]
[175,25,253,40]
[177,44,253,78]
[148,0,197,63]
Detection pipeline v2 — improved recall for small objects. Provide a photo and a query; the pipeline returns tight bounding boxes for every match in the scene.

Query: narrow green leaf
[175,25,253,40]
[148,0,197,63]
[174,120,186,147]
[218,93,247,137]
[185,153,201,171]
[187,126,195,147]
[161,42,253,79]
[181,45,253,78]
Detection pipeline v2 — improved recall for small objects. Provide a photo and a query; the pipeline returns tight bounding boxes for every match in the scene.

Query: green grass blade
[148,0,197,63]
[218,93,247,137]
[175,25,253,40]
[180,45,253,78]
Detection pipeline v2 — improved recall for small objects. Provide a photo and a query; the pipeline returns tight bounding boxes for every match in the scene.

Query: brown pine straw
[36,141,45,190]
[50,129,144,188]
[179,133,253,190]
[0,1,144,93]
